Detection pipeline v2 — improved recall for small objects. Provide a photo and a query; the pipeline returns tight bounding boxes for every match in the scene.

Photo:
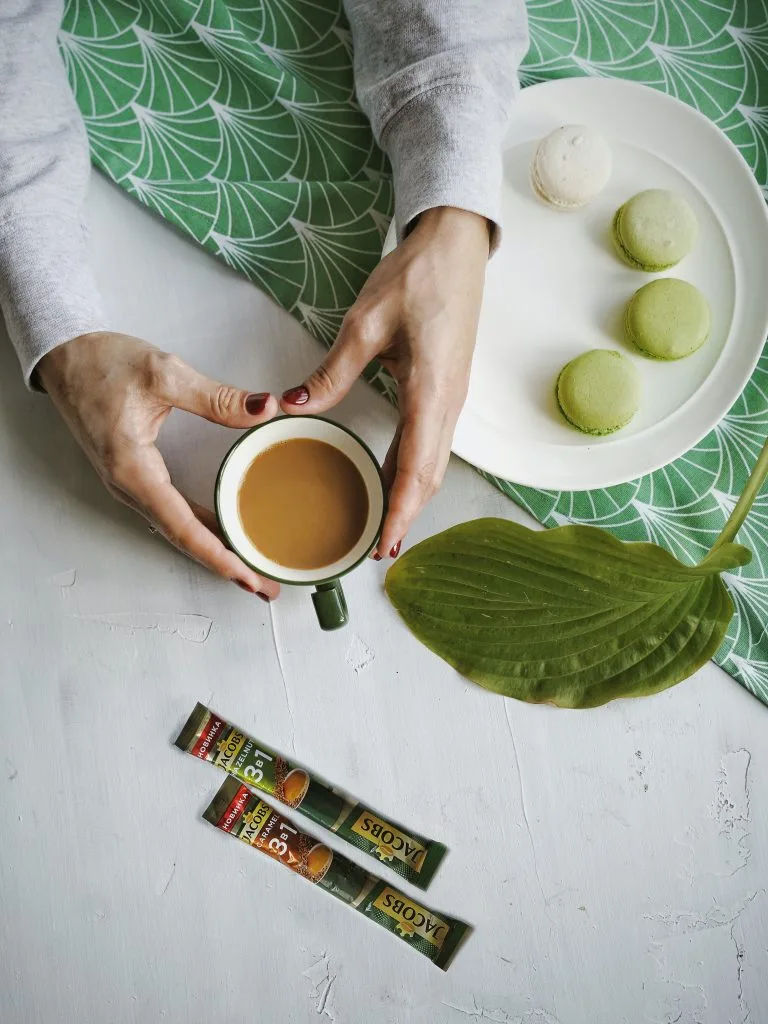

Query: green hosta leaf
[385,519,751,709]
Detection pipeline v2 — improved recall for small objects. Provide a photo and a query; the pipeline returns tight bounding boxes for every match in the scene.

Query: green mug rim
[214,414,386,586]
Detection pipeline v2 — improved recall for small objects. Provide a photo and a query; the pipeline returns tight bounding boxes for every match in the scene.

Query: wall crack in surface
[730,920,749,1024]
[303,952,338,1021]
[443,998,515,1023]
[444,1000,561,1024]
[160,860,177,897]
[316,973,336,1017]
[504,701,551,922]
[73,612,213,643]
[345,633,374,674]
[711,748,752,875]
[647,940,708,1023]
[645,888,766,935]
[269,604,296,752]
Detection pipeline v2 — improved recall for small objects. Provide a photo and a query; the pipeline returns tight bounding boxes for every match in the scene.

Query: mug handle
[312,579,349,631]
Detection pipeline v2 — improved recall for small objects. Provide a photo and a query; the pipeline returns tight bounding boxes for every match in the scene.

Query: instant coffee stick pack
[175,702,447,889]
[204,777,470,970]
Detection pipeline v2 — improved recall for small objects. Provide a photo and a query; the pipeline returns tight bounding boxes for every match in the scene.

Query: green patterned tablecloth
[60,0,768,704]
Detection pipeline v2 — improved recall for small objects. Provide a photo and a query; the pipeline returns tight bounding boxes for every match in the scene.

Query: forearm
[342,0,529,238]
[0,0,105,386]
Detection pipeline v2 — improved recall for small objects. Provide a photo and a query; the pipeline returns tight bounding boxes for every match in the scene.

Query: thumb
[281,318,374,415]
[157,354,278,427]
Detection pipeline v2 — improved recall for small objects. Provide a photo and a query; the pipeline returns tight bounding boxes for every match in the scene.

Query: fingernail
[236,580,272,602]
[282,385,310,406]
[245,392,270,415]
[372,552,383,562]
[390,541,401,558]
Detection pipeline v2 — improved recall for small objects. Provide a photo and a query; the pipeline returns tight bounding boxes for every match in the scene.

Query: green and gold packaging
[204,776,470,970]
[175,702,446,889]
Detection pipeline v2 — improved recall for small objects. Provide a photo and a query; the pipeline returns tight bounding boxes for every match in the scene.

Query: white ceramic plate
[382,78,768,490]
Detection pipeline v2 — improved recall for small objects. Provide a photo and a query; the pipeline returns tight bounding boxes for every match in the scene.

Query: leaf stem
[708,436,768,555]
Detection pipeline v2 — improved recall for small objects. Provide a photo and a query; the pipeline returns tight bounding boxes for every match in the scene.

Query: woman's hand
[37,332,280,600]
[280,206,489,557]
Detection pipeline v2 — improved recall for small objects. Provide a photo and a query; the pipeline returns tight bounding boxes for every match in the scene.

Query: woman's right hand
[37,332,281,601]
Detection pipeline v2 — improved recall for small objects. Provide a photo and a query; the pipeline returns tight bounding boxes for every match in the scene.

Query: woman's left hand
[279,205,490,558]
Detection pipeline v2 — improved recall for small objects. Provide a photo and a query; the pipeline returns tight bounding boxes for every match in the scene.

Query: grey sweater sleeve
[0,0,106,386]
[1,1,527,385]
[343,0,529,239]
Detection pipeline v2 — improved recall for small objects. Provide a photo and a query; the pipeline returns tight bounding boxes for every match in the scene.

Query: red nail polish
[372,552,383,562]
[282,385,310,406]
[390,541,401,558]
[236,581,271,602]
[245,392,269,415]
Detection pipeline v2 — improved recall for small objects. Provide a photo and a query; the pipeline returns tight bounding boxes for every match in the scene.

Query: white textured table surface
[2,176,767,1024]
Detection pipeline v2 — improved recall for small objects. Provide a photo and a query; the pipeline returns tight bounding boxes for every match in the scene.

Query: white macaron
[531,125,612,210]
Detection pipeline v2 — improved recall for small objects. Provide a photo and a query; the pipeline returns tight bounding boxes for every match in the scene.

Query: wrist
[36,331,109,391]
[412,207,492,252]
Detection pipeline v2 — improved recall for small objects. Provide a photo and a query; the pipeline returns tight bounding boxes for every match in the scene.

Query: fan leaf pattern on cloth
[60,0,393,356]
[60,0,768,703]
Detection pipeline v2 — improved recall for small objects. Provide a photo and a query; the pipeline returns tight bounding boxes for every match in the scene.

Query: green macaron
[556,349,641,436]
[625,278,710,360]
[612,189,698,271]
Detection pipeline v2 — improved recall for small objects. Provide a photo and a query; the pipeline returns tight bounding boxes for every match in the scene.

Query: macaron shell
[556,350,641,435]
[625,278,710,360]
[532,125,612,210]
[612,189,698,271]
